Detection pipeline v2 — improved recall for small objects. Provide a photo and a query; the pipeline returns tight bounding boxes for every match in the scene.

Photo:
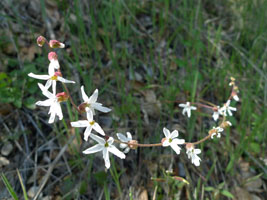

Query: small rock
[1,142,13,156]
[41,196,52,200]
[27,186,39,198]
[0,156,10,167]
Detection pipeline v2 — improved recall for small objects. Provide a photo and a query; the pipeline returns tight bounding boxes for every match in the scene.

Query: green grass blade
[17,169,28,200]
[1,173,19,200]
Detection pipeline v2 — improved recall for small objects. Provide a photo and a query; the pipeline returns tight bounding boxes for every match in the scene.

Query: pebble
[1,141,13,156]
[0,156,10,167]
[27,186,39,198]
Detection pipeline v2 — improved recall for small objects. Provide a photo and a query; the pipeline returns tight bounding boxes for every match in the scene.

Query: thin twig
[33,135,75,200]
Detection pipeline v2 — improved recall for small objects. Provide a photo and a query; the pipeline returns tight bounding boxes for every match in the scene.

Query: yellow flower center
[89,121,95,125]
[104,142,109,147]
[51,75,58,80]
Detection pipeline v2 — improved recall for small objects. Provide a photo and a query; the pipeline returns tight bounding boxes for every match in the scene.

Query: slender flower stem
[62,82,83,115]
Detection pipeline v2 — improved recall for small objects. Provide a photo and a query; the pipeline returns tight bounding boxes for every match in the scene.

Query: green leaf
[1,173,19,200]
[221,190,234,199]
[204,187,215,192]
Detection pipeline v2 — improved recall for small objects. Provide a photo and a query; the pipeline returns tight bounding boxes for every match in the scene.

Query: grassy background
[0,0,266,199]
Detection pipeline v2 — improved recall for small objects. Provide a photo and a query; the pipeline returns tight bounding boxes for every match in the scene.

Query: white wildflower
[162,128,185,154]
[83,134,126,169]
[116,132,133,153]
[71,108,105,141]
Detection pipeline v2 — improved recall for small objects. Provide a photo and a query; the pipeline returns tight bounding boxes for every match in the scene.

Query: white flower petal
[55,103,63,120]
[91,103,111,113]
[35,99,53,106]
[179,103,186,108]
[84,126,93,141]
[172,138,185,145]
[187,108,191,118]
[170,143,181,154]
[92,123,105,136]
[191,106,197,110]
[108,145,126,159]
[88,89,98,103]
[38,83,54,99]
[103,148,110,169]
[81,86,89,102]
[233,95,239,101]
[119,143,128,149]
[71,120,89,127]
[212,112,219,121]
[57,76,75,84]
[45,79,52,89]
[28,73,50,80]
[52,80,56,95]
[83,144,103,154]
[163,127,170,138]
[49,59,60,70]
[126,132,132,140]
[170,130,178,139]
[48,111,56,124]
[124,148,130,154]
[117,133,128,142]
[194,149,201,154]
[90,133,105,144]
[107,137,114,145]
[86,109,94,122]
[48,63,55,76]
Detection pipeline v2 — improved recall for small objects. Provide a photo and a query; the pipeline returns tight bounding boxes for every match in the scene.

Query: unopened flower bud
[128,140,138,149]
[56,92,69,102]
[48,52,58,61]
[221,121,232,128]
[37,36,46,47]
[49,40,65,48]
[230,77,235,82]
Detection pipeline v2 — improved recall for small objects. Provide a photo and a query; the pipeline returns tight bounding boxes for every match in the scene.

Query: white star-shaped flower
[212,106,220,121]
[35,83,65,123]
[71,109,105,141]
[81,86,111,115]
[179,102,197,118]
[117,132,133,153]
[186,145,201,166]
[162,128,185,154]
[28,63,75,94]
[211,126,224,139]
[83,134,126,169]
[219,100,237,116]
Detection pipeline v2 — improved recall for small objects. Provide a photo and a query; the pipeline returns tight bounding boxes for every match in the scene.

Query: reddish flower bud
[78,102,89,113]
[56,92,69,102]
[37,36,46,47]
[49,40,65,48]
[54,71,62,77]
[48,52,58,61]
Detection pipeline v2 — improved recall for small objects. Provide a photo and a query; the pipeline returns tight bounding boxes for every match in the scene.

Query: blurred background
[0,0,266,199]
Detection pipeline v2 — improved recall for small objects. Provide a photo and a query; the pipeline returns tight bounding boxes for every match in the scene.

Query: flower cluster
[29,36,239,170]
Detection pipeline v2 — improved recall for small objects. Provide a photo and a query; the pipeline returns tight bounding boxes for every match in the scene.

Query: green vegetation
[0,0,266,199]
